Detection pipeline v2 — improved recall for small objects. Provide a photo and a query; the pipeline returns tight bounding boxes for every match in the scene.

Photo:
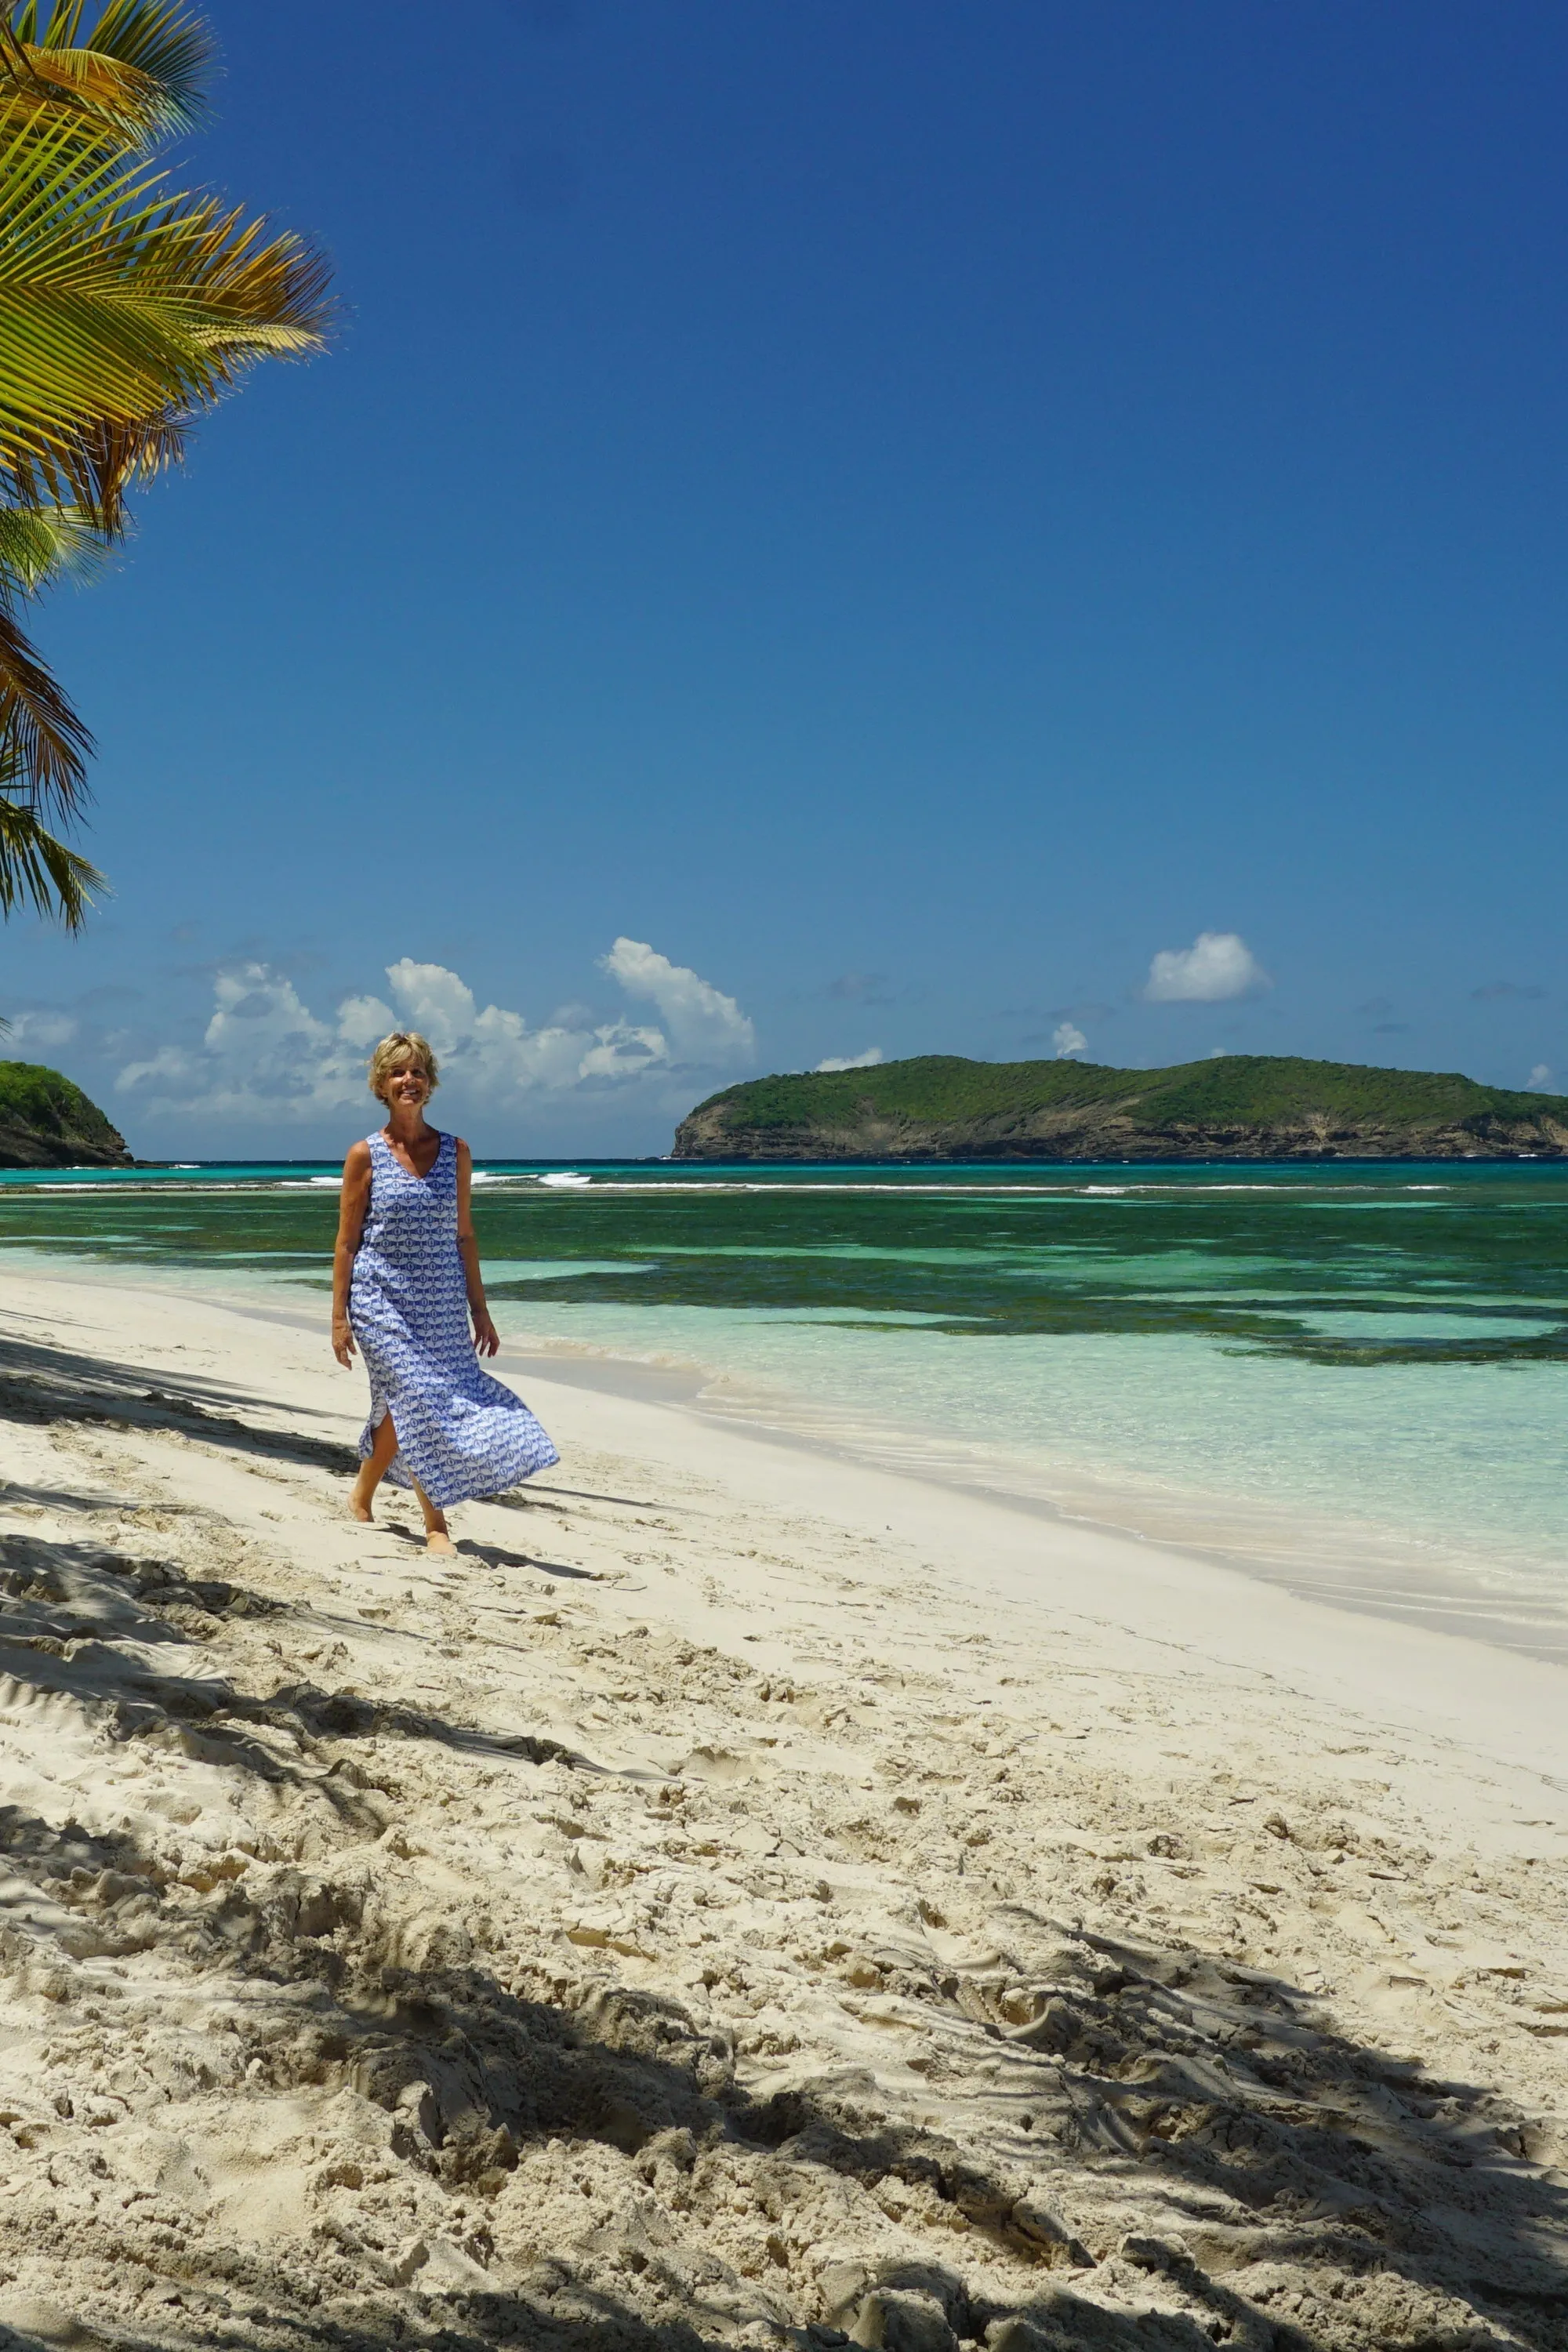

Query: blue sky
[4,0,1567,1156]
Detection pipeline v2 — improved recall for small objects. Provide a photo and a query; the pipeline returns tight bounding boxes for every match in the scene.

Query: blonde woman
[332,1033,558,1552]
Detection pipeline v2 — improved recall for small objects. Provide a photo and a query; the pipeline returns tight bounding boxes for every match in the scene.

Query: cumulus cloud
[116,1044,194,1091]
[816,1046,884,1072]
[3,1009,78,1050]
[1529,1063,1553,1089]
[336,993,397,1048]
[203,968,331,1059]
[1051,1022,1087,1059]
[1143,931,1272,1004]
[119,964,365,1118]
[599,938,754,1062]
[117,941,754,1122]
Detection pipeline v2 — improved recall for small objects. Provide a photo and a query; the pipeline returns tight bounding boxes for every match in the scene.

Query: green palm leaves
[0,774,102,924]
[0,2,329,928]
[0,2,209,136]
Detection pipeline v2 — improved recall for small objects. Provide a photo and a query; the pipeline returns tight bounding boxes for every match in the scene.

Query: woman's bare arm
[456,1138,500,1357]
[332,1140,374,1367]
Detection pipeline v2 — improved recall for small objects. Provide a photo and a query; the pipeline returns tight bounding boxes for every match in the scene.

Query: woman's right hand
[332,1316,356,1368]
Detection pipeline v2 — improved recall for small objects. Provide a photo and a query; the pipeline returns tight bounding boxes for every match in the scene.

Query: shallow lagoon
[3,1157,1565,1650]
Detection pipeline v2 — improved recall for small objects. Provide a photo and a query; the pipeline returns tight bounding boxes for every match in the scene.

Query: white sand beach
[2,1264,1566,2351]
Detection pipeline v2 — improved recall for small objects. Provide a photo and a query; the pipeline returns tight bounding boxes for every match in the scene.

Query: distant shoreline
[676,1051,1568,1162]
[5,1150,1566,1182]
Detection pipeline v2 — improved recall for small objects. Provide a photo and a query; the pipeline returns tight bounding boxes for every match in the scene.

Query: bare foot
[425,1528,456,1556]
[349,1483,376,1524]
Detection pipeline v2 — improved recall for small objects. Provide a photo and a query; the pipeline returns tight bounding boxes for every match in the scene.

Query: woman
[332,1031,558,1552]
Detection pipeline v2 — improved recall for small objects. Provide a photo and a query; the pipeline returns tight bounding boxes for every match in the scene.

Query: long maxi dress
[348,1128,558,1506]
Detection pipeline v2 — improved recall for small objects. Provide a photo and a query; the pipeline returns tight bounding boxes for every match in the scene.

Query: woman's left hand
[472,1307,500,1358]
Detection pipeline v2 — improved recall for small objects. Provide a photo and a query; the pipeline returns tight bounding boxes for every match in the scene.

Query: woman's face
[383,1058,431,1112]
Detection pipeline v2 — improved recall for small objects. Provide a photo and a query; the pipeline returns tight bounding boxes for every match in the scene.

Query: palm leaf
[0,780,102,924]
[0,118,330,514]
[0,496,111,589]
[0,3,329,923]
[1,2,209,140]
[0,502,104,822]
[0,598,89,813]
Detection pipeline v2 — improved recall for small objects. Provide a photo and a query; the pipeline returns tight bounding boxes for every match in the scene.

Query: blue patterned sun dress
[348,1129,558,1508]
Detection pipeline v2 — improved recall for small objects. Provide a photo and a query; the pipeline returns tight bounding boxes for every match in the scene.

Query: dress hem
[355,1410,560,1510]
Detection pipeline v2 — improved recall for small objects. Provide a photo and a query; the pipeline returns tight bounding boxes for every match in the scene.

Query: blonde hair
[368,1031,439,1102]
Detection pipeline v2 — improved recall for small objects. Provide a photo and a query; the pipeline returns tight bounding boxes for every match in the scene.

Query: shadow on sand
[0,1663,1564,2352]
[1,1348,1565,2350]
[0,1323,361,1478]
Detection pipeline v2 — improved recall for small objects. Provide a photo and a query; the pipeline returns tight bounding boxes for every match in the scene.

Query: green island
[673,1053,1568,1162]
[0,1060,132,1169]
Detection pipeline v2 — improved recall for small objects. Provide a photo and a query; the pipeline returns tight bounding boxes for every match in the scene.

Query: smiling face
[368,1029,439,1109]
[380,1055,433,1112]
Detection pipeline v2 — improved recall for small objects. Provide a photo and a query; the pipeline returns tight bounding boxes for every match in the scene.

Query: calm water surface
[2,1158,1565,1650]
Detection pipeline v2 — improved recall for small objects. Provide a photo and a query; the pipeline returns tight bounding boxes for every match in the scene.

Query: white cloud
[1529,1063,1552,1089]
[599,938,754,1062]
[117,1044,197,1093]
[378,959,674,1094]
[1143,931,1272,1004]
[576,1023,668,1080]
[1051,1022,1087,1059]
[121,963,365,1117]
[1207,1045,1232,1058]
[203,967,332,1059]
[3,1009,78,1051]
[336,993,397,1047]
[383,960,478,1057]
[117,941,753,1123]
[816,1046,884,1072]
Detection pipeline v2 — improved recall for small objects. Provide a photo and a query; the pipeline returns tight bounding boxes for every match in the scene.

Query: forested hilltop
[0,1062,132,1169]
[673,1054,1568,1162]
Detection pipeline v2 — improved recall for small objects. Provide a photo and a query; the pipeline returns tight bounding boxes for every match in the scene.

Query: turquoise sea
[2,1157,1566,1656]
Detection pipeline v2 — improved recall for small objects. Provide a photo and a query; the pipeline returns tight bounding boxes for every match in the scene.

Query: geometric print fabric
[349,1128,559,1508]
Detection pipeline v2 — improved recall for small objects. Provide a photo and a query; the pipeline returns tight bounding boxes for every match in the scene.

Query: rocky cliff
[0,1059,133,1169]
[673,1053,1568,1162]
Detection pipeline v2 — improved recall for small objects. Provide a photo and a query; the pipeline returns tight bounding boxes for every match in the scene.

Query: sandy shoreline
[2,1264,1566,2350]
[12,1242,1567,1673]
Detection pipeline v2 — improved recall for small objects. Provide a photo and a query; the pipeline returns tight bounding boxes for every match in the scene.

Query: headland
[675,1053,1568,1161]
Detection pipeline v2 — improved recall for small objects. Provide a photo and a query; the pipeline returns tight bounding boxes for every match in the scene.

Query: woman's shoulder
[343,1136,376,1175]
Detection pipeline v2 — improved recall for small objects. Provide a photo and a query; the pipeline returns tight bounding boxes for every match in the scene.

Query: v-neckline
[383,1127,443,1183]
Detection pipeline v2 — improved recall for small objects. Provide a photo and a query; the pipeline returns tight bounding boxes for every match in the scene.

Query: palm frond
[0,3,327,931]
[2,2,210,140]
[0,782,103,925]
[0,600,89,813]
[54,404,184,526]
[0,116,331,513]
[0,498,111,590]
